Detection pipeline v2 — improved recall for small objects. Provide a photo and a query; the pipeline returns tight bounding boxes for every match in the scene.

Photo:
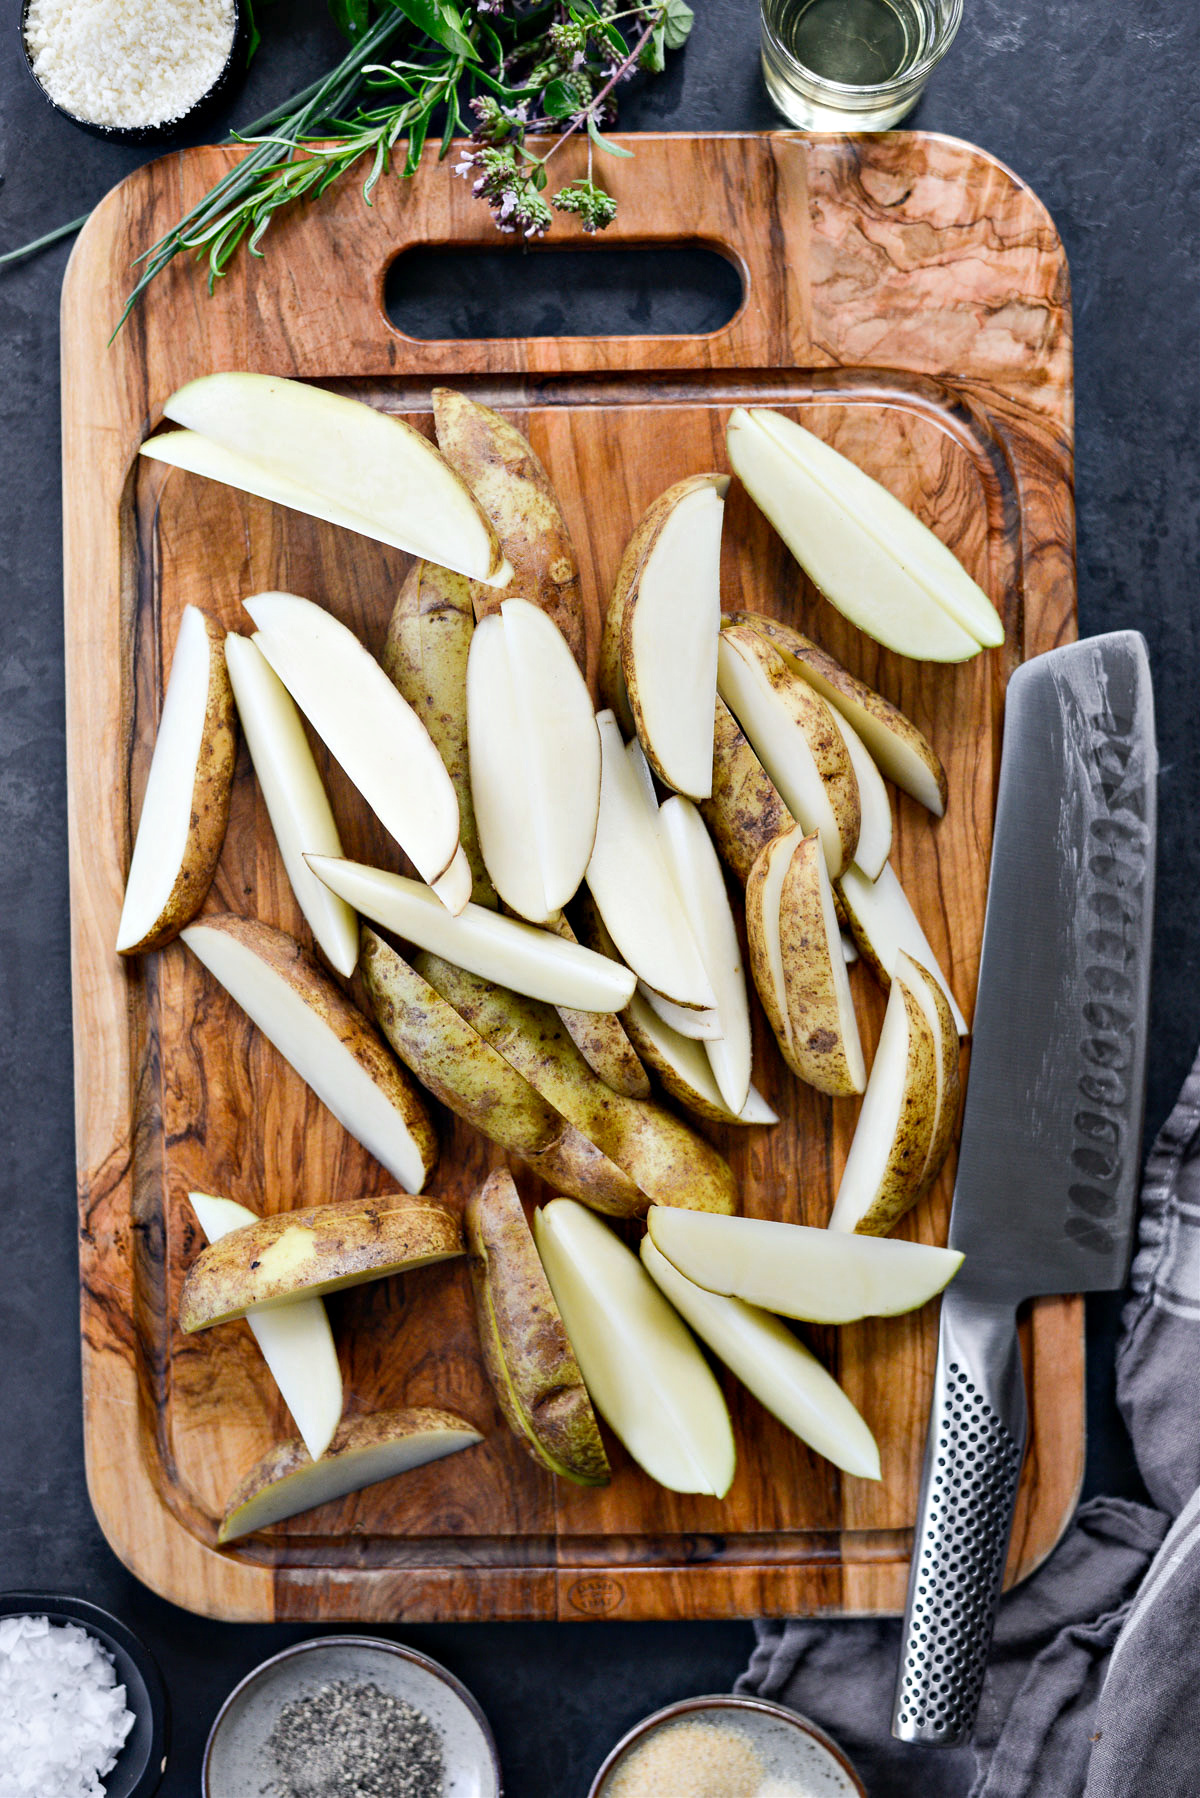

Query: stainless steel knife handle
[892,1283,1027,1746]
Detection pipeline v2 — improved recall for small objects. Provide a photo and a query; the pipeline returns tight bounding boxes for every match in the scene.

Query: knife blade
[892,631,1156,1747]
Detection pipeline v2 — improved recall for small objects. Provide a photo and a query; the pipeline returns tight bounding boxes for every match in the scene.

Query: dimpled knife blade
[893,631,1156,1747]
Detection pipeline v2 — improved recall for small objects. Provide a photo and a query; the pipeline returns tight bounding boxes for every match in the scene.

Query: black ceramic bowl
[0,1592,168,1798]
[19,0,247,145]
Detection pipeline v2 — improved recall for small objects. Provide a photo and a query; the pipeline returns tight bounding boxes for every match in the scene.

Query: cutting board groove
[63,130,1080,1622]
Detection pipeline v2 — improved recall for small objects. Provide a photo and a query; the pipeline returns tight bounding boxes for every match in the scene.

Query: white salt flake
[0,1614,136,1798]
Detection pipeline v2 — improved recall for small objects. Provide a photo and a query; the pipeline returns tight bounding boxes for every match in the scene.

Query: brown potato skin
[433,388,585,668]
[466,1169,609,1485]
[701,696,796,886]
[381,560,496,908]
[849,979,939,1235]
[416,953,738,1218]
[903,956,962,1202]
[180,1191,463,1330]
[551,913,650,1100]
[191,916,438,1183]
[620,1004,733,1126]
[120,609,237,954]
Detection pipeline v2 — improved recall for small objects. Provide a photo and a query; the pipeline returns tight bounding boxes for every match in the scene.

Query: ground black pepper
[264,1678,444,1798]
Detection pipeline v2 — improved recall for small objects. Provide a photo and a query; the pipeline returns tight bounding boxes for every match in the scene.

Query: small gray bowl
[203,1635,502,1798]
[588,1692,866,1797]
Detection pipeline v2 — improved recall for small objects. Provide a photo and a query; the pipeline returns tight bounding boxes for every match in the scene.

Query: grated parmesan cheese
[24,0,236,130]
[0,1613,136,1798]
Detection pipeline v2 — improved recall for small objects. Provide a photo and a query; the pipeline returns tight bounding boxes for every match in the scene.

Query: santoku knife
[892,631,1157,1747]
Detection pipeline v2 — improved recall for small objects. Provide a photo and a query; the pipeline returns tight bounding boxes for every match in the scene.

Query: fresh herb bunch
[115,0,693,330]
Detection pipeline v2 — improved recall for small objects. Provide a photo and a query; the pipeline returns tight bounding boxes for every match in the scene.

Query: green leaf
[639,22,666,71]
[330,0,370,40]
[403,106,429,176]
[542,77,579,118]
[663,0,695,50]
[586,114,633,157]
[386,0,479,62]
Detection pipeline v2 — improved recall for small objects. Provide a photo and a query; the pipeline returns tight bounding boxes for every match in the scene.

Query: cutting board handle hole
[384,243,743,340]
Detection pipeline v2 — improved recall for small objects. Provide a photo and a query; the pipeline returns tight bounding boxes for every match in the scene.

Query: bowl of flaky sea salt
[0,1595,167,1798]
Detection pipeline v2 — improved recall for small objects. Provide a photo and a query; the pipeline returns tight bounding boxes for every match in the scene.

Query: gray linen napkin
[736,1043,1200,1795]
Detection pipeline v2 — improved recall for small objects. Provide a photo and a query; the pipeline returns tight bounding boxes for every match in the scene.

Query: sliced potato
[724,611,948,816]
[717,626,860,878]
[623,992,778,1127]
[466,1170,609,1485]
[700,696,796,886]
[616,475,728,800]
[416,953,738,1217]
[637,982,723,1042]
[182,916,437,1193]
[189,1192,343,1464]
[550,913,650,1100]
[745,828,866,1096]
[245,592,464,909]
[306,858,634,1012]
[218,1407,483,1543]
[726,408,988,661]
[149,372,509,582]
[116,605,236,955]
[896,952,961,1196]
[433,387,585,665]
[381,559,496,908]
[535,1199,736,1497]
[181,1191,463,1330]
[827,972,939,1236]
[837,860,968,1036]
[641,1238,881,1480]
[646,1206,963,1324]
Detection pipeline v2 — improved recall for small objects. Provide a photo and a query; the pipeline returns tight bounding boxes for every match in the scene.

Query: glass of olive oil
[761,0,962,130]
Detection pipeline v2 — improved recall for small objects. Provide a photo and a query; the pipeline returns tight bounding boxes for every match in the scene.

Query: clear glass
[760,0,963,130]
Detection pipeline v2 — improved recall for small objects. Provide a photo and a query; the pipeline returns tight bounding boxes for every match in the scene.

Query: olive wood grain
[62,130,1081,1623]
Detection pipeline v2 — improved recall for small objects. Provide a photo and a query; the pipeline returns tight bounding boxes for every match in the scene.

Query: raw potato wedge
[827,973,939,1236]
[306,857,635,1012]
[360,930,644,1217]
[149,372,509,583]
[466,1170,609,1485]
[574,892,719,1043]
[745,827,866,1096]
[180,1191,463,1329]
[189,1192,343,1464]
[116,605,236,955]
[218,1407,483,1543]
[551,912,650,1100]
[416,953,739,1217]
[647,1207,963,1324]
[641,1238,881,1480]
[224,634,359,978]
[433,387,585,665]
[896,952,961,1197]
[535,1199,736,1497]
[623,992,779,1127]
[726,407,990,661]
[381,559,496,908]
[725,611,948,816]
[614,475,729,800]
[718,626,860,878]
[838,860,969,1036]
[700,696,796,886]
[182,916,437,1193]
[245,592,465,910]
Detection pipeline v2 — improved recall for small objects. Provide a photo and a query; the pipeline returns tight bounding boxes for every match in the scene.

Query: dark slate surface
[1,2,1197,1792]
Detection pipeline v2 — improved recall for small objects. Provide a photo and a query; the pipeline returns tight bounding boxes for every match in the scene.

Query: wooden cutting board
[62,130,1080,1623]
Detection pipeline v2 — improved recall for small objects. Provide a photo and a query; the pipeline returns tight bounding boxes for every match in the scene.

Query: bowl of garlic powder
[20,0,247,145]
[588,1694,866,1798]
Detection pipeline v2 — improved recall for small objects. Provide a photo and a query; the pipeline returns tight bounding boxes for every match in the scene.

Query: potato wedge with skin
[535,1199,736,1497]
[837,860,969,1036]
[745,828,866,1096]
[381,559,496,909]
[646,1206,963,1324]
[152,373,509,583]
[896,952,961,1196]
[360,930,644,1217]
[224,634,359,978]
[416,953,739,1217]
[433,387,585,665]
[189,1192,343,1464]
[116,605,236,955]
[700,697,796,887]
[245,592,465,909]
[623,992,779,1127]
[181,1191,463,1330]
[617,475,728,800]
[218,1407,483,1543]
[182,917,437,1193]
[718,626,860,879]
[466,1170,609,1485]
[827,972,939,1236]
[641,1238,881,1480]
[724,612,948,817]
[551,913,650,1100]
